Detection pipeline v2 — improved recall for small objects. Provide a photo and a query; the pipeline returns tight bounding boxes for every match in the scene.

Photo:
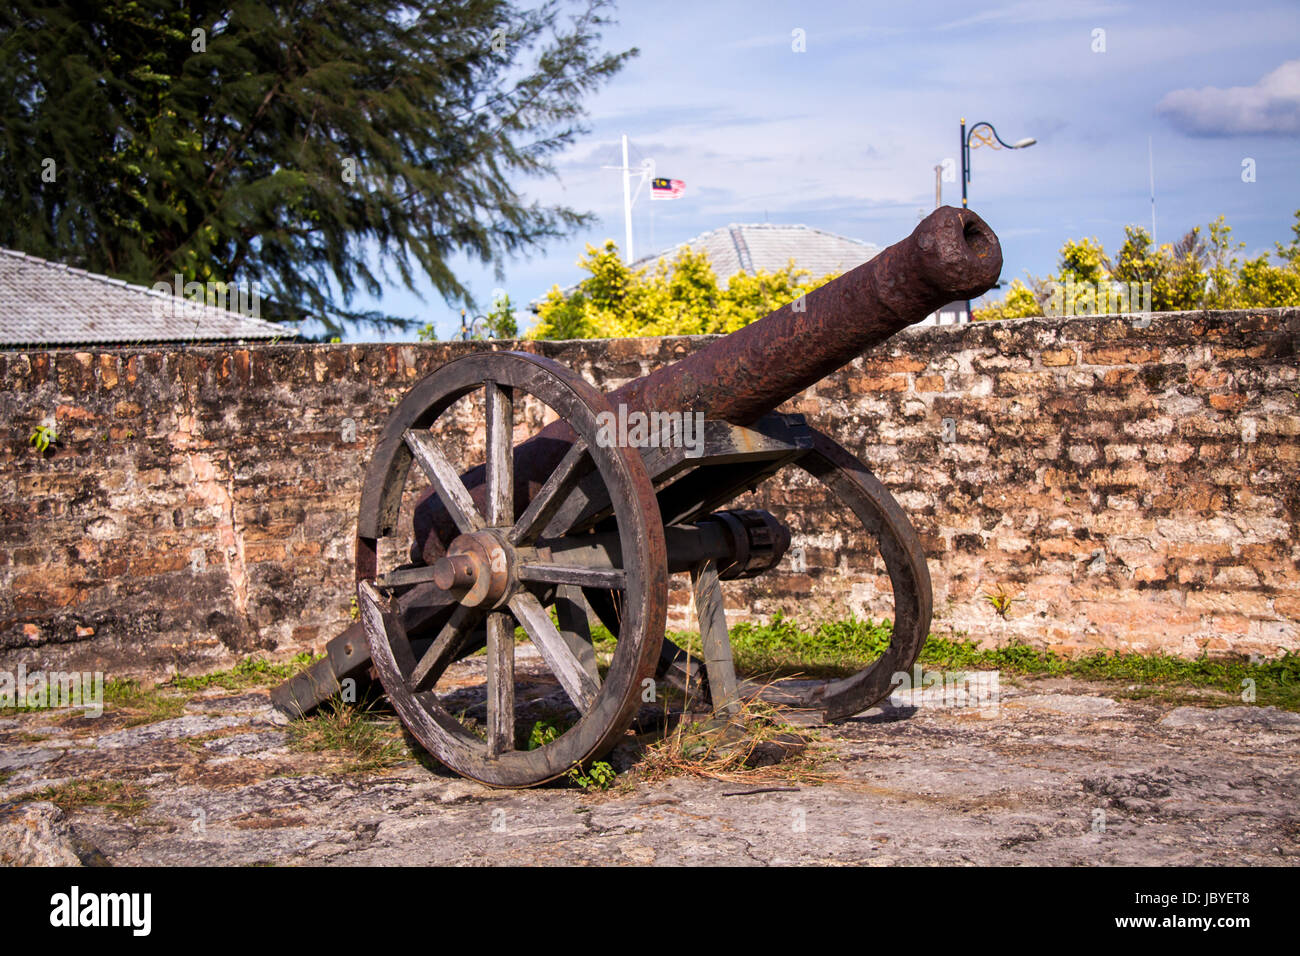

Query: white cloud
[1158,60,1300,136]
[937,0,1127,31]
[726,24,905,50]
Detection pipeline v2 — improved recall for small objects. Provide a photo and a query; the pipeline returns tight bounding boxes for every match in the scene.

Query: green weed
[690,612,1299,711]
[672,610,891,679]
[169,653,319,693]
[983,585,1018,619]
[287,694,406,773]
[28,424,58,453]
[526,719,616,791]
[103,678,188,726]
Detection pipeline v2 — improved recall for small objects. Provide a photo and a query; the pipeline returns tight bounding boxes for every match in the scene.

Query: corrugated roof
[632,223,881,284]
[0,248,296,347]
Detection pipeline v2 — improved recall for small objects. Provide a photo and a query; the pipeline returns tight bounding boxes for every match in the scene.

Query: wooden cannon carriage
[273,206,1003,787]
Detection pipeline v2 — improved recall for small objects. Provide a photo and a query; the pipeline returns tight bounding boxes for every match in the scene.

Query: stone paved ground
[2,673,1298,866]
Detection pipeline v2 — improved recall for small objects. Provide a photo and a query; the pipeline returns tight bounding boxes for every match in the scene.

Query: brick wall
[2,307,1297,678]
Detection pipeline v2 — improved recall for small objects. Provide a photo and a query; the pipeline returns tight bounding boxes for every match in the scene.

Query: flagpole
[647,157,656,256]
[622,133,634,264]
[1148,136,1157,246]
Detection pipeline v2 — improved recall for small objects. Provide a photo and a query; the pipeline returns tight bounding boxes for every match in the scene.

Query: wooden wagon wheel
[584,426,931,724]
[787,428,932,721]
[354,352,667,788]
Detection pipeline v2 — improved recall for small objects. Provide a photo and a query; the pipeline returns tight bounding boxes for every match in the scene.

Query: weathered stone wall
[2,308,1297,678]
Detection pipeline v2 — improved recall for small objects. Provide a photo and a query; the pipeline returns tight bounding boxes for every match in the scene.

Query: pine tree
[0,0,635,334]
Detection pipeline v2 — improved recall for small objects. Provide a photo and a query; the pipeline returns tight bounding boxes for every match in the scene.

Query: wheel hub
[434,530,514,608]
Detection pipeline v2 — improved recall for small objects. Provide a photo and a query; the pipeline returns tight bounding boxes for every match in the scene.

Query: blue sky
[341,0,1300,340]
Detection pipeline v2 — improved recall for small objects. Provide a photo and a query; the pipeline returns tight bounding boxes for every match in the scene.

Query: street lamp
[459,309,490,341]
[959,118,1035,321]
[960,118,1036,208]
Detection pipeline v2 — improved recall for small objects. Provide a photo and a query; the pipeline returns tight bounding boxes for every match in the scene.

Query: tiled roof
[0,248,295,347]
[632,223,881,284]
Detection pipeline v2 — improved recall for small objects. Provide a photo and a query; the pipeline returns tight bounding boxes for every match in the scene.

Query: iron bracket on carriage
[272,205,1004,787]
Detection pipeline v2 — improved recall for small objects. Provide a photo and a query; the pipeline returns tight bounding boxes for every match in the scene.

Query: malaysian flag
[651,177,685,200]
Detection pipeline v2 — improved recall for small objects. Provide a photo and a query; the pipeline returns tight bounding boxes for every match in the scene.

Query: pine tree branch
[205,78,284,189]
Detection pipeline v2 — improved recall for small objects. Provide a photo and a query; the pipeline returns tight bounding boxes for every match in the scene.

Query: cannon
[273,206,1003,787]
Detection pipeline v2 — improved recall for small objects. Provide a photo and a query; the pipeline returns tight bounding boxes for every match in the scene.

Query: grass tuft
[673,611,892,679]
[35,779,148,817]
[287,694,406,773]
[915,633,1300,710]
[103,678,188,727]
[169,652,320,693]
[671,611,1298,710]
[636,692,828,787]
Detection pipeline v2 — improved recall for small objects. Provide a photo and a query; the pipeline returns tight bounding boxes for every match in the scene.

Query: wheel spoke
[508,439,590,545]
[409,602,484,692]
[404,429,484,534]
[509,591,599,714]
[517,564,626,589]
[485,612,515,756]
[555,585,600,685]
[357,580,418,680]
[485,382,513,527]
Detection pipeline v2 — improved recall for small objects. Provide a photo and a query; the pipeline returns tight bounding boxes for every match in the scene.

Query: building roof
[631,223,881,284]
[0,248,295,347]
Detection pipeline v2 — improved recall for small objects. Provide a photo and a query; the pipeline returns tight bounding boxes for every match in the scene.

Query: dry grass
[36,779,149,817]
[634,691,831,787]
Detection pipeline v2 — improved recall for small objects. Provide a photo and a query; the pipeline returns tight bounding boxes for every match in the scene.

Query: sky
[338,0,1300,341]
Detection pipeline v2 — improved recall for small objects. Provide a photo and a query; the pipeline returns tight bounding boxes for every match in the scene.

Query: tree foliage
[484,293,520,339]
[527,240,839,339]
[974,211,1300,320]
[971,278,1042,322]
[0,0,635,334]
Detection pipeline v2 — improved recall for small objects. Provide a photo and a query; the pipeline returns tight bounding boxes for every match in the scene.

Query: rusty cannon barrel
[409,205,1002,565]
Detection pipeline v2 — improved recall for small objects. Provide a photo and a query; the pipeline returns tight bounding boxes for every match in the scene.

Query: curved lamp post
[459,310,491,341]
[959,118,1035,320]
[960,118,1036,208]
